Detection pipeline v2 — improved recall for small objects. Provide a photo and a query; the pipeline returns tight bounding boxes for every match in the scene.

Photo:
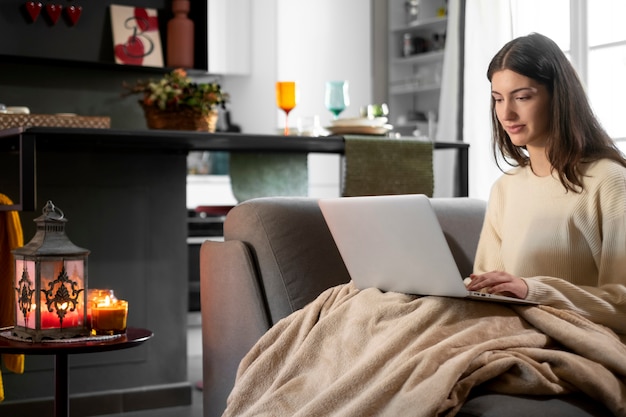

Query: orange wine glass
[276,81,298,135]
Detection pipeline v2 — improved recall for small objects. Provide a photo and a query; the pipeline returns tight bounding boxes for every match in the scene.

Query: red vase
[167,0,194,68]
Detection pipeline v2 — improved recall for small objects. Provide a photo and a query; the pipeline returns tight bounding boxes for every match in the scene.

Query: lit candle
[88,289,116,317]
[91,294,128,335]
[39,302,82,329]
[40,309,61,329]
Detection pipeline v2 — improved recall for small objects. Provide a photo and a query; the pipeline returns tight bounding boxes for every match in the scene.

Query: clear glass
[324,80,350,120]
[275,81,298,135]
[296,115,321,136]
[88,289,117,305]
[91,300,128,335]
[88,289,128,335]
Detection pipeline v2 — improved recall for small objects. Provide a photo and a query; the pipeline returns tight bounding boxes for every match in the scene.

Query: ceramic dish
[325,124,393,136]
[330,117,388,127]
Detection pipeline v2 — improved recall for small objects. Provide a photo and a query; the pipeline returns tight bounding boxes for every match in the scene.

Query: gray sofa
[199,196,611,417]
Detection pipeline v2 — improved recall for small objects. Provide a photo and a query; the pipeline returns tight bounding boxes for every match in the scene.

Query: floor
[101,312,204,417]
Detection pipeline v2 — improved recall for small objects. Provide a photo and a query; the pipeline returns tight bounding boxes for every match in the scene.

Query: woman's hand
[466,271,529,299]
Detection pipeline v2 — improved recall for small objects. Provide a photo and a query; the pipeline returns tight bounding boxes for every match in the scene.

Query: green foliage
[123,69,228,115]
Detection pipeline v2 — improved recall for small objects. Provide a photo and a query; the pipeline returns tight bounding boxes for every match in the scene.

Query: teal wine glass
[325,80,350,119]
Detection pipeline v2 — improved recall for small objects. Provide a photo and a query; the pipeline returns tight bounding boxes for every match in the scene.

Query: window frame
[570,0,626,143]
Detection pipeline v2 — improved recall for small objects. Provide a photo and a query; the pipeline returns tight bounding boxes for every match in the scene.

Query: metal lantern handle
[42,200,65,220]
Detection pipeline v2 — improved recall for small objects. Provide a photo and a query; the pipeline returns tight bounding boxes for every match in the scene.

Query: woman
[223,34,626,417]
[467,32,626,337]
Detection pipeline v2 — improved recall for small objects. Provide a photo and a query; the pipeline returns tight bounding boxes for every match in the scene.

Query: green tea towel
[229,153,308,203]
[343,136,433,197]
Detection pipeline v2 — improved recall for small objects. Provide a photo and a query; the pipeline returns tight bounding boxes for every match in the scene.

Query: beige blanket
[224,283,626,416]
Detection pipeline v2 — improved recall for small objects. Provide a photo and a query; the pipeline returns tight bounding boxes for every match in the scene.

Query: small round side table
[0,327,153,417]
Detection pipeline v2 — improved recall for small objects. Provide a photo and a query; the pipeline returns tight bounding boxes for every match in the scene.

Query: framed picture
[110,4,164,68]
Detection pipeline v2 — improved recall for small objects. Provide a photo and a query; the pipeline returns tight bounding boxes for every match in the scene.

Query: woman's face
[491,69,551,149]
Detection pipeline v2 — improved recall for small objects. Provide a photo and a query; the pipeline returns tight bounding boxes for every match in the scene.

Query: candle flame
[97,296,114,308]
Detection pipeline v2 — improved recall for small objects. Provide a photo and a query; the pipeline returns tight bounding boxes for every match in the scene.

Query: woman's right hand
[465,271,529,299]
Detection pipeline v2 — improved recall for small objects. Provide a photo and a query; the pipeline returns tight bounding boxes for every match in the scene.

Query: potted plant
[123,68,229,132]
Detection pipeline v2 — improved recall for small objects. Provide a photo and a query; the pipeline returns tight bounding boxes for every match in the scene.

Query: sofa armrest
[200,240,271,417]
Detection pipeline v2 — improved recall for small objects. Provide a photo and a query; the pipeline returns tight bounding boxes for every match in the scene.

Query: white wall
[206,0,372,133]
[190,0,372,206]
[217,0,372,132]
[217,0,279,135]
[275,0,372,127]
[279,0,372,198]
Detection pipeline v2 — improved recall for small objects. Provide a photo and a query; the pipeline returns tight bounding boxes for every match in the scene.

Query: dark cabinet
[0,0,209,72]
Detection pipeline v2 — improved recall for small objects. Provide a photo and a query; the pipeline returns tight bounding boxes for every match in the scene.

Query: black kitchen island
[0,127,468,416]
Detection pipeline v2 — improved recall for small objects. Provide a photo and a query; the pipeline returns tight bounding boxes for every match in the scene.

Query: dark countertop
[0,127,470,212]
[0,126,468,153]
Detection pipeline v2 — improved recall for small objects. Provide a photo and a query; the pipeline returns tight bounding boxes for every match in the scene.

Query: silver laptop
[318,194,537,305]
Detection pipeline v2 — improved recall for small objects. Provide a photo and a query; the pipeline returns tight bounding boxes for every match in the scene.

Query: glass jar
[405,0,420,25]
[88,289,128,335]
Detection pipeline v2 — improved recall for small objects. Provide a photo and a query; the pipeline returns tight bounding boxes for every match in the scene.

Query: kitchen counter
[0,126,469,212]
[0,126,468,415]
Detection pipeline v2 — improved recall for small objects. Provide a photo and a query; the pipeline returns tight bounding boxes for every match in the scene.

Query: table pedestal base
[55,353,69,417]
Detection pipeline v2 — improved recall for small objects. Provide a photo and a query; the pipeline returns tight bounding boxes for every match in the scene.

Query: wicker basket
[142,104,218,132]
[0,113,110,129]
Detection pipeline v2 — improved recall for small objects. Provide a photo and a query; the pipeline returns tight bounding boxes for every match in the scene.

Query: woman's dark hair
[487,32,626,192]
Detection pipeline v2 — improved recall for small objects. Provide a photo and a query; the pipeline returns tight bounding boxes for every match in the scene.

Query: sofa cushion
[457,393,611,417]
[430,198,486,278]
[224,197,488,325]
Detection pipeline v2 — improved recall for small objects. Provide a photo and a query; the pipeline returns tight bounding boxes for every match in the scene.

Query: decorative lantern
[12,201,90,342]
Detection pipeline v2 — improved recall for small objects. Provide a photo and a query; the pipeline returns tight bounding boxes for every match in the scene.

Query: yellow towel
[0,194,25,402]
[343,136,434,197]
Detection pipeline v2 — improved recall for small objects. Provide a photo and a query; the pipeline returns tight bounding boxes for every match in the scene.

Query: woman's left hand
[466,271,529,299]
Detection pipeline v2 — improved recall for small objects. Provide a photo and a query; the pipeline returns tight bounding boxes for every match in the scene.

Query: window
[511,0,626,142]
[463,0,626,199]
[587,0,626,141]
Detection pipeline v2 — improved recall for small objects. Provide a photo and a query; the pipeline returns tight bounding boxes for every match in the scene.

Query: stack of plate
[325,117,393,135]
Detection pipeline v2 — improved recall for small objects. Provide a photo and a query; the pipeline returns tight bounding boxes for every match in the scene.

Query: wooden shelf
[387,0,449,135]
[390,16,448,34]
[0,0,210,73]
[391,50,445,65]
[389,83,441,96]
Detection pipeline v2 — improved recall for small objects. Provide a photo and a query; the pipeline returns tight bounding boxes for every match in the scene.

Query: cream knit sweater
[474,159,626,336]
